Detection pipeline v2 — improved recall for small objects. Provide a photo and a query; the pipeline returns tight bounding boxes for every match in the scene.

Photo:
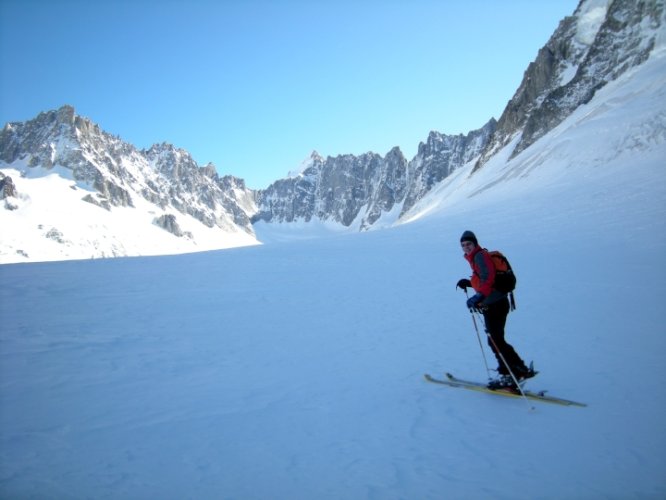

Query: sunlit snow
[1,25,665,500]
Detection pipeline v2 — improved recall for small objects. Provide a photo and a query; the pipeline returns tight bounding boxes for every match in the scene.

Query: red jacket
[464,246,496,298]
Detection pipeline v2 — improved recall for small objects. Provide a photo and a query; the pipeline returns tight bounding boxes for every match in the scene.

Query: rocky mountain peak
[253,148,410,228]
[56,104,76,124]
[0,106,257,241]
[474,0,664,171]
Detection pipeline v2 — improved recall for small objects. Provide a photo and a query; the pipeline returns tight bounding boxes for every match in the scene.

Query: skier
[456,230,535,389]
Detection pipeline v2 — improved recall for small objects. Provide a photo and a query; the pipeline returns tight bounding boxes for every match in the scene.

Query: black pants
[482,297,527,375]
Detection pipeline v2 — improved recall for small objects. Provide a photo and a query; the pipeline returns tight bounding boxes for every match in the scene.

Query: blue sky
[0,0,578,189]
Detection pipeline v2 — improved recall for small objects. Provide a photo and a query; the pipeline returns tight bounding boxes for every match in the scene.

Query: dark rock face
[153,214,193,239]
[253,121,496,229]
[253,148,411,229]
[474,0,664,170]
[402,121,496,215]
[0,173,17,199]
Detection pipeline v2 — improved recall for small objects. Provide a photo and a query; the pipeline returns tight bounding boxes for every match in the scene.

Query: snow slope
[1,37,665,500]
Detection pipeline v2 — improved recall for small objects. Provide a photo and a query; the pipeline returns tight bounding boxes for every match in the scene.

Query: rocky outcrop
[474,0,664,170]
[142,143,255,233]
[0,172,18,210]
[0,172,17,199]
[402,120,496,215]
[153,214,192,239]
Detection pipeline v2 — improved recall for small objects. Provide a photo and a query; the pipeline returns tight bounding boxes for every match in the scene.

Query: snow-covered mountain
[252,147,410,230]
[255,0,664,229]
[476,0,664,169]
[0,106,258,262]
[0,0,663,264]
[252,120,497,231]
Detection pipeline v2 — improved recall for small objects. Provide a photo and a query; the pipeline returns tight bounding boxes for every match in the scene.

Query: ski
[424,372,587,407]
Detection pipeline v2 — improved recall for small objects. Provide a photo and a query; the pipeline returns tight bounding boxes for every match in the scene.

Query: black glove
[466,292,484,311]
[456,278,472,291]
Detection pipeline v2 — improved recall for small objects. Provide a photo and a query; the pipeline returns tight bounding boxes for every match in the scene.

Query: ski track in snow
[1,30,666,500]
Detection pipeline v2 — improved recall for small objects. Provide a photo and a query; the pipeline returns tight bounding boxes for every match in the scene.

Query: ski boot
[515,361,538,383]
[487,374,518,391]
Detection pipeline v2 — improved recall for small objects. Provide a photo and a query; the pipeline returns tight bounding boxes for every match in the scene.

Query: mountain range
[1,8,665,495]
[1,0,663,263]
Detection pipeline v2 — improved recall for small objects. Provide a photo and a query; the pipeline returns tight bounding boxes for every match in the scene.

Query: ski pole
[474,310,535,411]
[463,288,492,380]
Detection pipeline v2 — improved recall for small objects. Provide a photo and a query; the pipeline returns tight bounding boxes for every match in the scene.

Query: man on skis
[456,230,535,389]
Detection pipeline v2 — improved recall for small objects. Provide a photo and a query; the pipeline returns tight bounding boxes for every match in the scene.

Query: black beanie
[460,230,478,246]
